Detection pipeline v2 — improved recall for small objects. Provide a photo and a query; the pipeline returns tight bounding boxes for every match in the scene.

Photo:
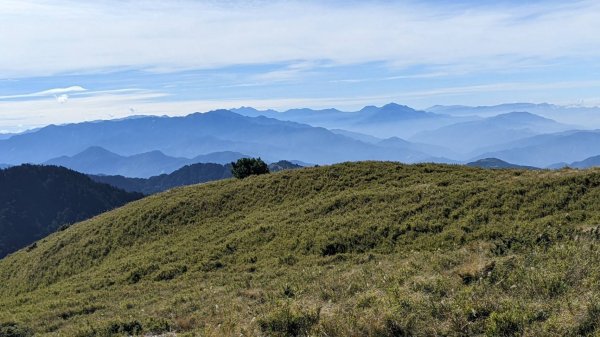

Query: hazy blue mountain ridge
[0,110,443,166]
[427,103,595,128]
[232,103,473,138]
[44,147,249,178]
[2,103,599,170]
[411,112,572,154]
[471,130,600,167]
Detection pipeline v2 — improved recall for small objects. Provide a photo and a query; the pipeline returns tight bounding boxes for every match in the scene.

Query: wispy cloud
[1,0,600,77]
[0,86,86,100]
[397,80,600,101]
[330,72,452,84]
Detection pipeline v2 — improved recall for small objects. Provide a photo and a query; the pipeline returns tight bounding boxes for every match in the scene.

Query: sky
[1,0,600,132]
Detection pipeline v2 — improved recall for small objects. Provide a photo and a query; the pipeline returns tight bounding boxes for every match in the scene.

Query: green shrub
[486,310,527,337]
[154,265,188,281]
[379,316,416,337]
[200,260,224,272]
[231,157,270,179]
[0,322,33,337]
[103,320,143,336]
[126,264,159,284]
[278,254,298,266]
[577,302,600,336]
[258,305,320,337]
[143,318,172,335]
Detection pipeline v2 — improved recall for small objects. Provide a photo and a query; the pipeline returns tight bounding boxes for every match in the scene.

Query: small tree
[231,157,270,179]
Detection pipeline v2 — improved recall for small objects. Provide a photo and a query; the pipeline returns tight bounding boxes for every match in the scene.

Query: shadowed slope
[0,165,143,258]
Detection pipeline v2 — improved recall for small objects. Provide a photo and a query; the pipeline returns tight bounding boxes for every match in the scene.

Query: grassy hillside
[2,162,600,336]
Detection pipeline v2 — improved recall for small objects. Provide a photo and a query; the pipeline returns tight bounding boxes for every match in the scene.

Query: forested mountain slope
[0,165,142,258]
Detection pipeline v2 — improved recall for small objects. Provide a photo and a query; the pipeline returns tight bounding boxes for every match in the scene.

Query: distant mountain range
[466,158,539,170]
[232,103,474,138]
[330,129,382,144]
[472,130,600,167]
[569,155,600,169]
[45,146,248,178]
[377,137,459,161]
[0,165,142,258]
[427,103,595,128]
[234,103,439,125]
[548,155,600,169]
[411,112,572,154]
[89,160,302,194]
[0,109,449,166]
[2,103,600,170]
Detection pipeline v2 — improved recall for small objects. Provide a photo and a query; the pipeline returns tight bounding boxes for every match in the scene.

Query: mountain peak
[202,109,240,117]
[130,150,171,159]
[381,102,413,111]
[77,146,121,157]
[359,105,379,113]
[81,145,111,152]
[360,102,431,122]
[490,111,553,123]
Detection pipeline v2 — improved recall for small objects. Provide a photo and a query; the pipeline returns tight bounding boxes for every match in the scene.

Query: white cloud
[55,94,69,103]
[330,72,452,84]
[36,86,86,96]
[1,0,599,77]
[0,86,86,100]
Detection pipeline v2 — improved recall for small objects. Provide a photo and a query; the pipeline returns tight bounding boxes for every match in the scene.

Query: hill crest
[3,162,600,335]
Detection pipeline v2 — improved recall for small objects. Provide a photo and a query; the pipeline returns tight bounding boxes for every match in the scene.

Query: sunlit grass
[1,162,600,336]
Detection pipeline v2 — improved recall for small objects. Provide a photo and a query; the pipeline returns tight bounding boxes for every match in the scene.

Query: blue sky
[1,0,600,132]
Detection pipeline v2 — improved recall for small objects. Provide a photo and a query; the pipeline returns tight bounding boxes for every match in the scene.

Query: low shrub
[0,322,33,337]
[258,305,320,337]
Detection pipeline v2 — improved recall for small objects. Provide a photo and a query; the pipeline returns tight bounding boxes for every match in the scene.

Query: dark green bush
[258,305,320,337]
[0,322,33,337]
[200,260,224,272]
[154,265,188,281]
[231,157,270,179]
[103,320,143,336]
[486,310,527,337]
[577,302,600,336]
[126,264,159,284]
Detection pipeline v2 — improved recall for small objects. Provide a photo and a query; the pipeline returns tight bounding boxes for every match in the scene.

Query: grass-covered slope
[2,162,600,336]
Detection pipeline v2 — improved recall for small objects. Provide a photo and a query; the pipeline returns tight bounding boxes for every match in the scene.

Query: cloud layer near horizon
[1,0,599,78]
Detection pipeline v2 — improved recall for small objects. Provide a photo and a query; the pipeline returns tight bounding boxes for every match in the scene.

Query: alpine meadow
[3,1,600,337]
[3,163,600,336]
